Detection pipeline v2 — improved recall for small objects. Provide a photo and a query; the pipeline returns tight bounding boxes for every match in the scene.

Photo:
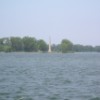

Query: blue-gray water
[0,52,100,100]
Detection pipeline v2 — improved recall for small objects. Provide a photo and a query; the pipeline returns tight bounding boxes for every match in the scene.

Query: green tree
[61,39,73,53]
[72,44,94,52]
[51,44,61,52]
[0,38,4,51]
[10,37,23,51]
[84,45,94,52]
[72,44,85,52]
[23,37,38,52]
[2,38,11,46]
[3,45,12,52]
[0,38,12,52]
[38,39,48,52]
[0,38,3,45]
[94,46,100,52]
[0,45,3,51]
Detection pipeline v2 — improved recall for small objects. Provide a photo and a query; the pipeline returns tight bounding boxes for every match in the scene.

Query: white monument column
[48,37,52,53]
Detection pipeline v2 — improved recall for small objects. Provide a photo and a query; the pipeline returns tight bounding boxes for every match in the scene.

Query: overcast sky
[0,0,100,46]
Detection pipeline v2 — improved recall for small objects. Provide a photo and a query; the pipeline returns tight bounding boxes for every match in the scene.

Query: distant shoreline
[0,36,100,53]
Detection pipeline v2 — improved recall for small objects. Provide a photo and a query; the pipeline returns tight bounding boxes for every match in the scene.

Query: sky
[0,0,100,46]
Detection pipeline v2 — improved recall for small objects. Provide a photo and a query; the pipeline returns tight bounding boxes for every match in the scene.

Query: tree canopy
[37,39,48,52]
[10,37,23,51]
[61,39,73,53]
[23,37,38,52]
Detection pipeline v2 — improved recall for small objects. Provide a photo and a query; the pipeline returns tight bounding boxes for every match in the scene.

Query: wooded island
[0,36,100,53]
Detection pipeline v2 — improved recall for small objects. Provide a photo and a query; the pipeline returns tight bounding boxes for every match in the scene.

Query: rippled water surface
[0,52,100,100]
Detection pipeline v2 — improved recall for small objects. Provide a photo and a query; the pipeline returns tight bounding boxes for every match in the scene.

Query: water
[0,52,100,100]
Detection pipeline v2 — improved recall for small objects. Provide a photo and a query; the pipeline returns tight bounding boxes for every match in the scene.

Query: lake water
[0,52,100,100]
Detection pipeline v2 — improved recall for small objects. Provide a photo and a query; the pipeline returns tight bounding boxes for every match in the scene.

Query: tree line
[0,36,100,53]
[0,37,48,52]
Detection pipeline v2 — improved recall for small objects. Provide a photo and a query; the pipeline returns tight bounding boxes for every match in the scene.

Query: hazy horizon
[0,0,100,46]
